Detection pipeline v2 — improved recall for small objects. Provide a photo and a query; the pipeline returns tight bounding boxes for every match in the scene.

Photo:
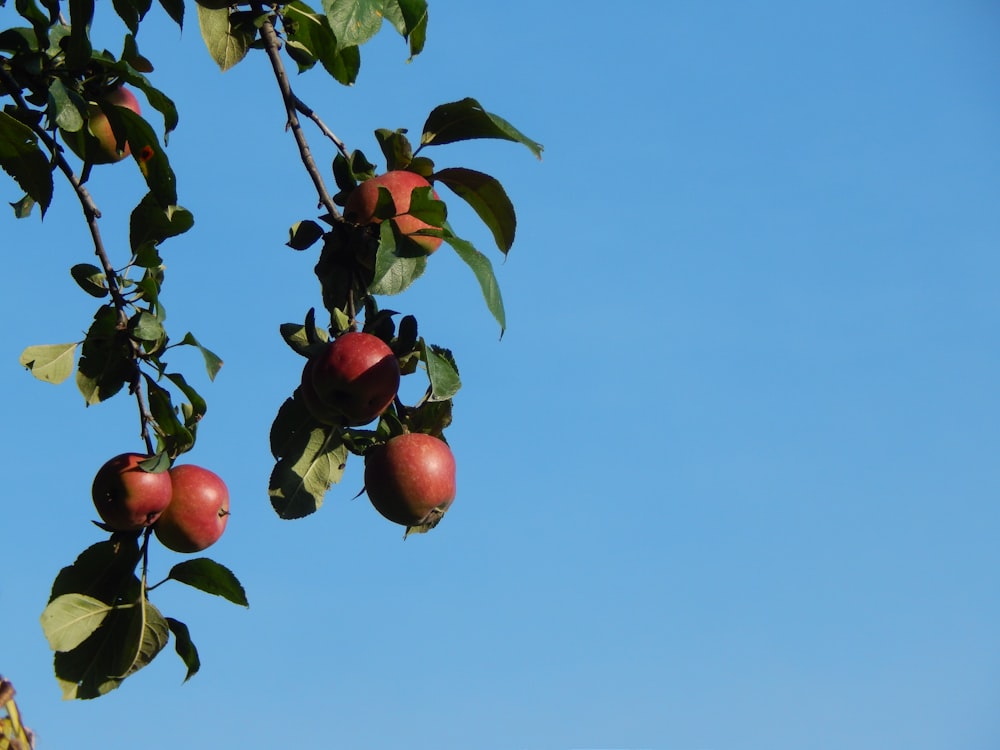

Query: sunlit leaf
[19,342,77,384]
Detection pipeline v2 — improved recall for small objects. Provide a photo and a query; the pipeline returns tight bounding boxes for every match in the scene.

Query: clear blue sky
[2,2,999,748]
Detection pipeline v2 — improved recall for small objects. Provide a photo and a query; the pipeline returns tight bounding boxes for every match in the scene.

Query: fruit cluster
[297,330,457,529]
[91,454,230,553]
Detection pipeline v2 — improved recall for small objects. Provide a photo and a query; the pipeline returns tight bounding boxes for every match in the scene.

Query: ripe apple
[364,433,457,527]
[153,464,230,553]
[308,332,400,426]
[91,453,173,532]
[343,170,444,254]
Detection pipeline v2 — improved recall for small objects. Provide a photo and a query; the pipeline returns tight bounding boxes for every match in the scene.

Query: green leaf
[420,98,544,159]
[374,128,412,171]
[281,1,360,85]
[443,233,507,335]
[166,618,200,682]
[369,220,427,295]
[76,305,133,404]
[130,193,195,253]
[108,107,176,207]
[127,310,165,343]
[279,321,329,357]
[70,263,108,298]
[179,332,223,381]
[113,597,169,680]
[382,0,427,59]
[167,558,249,607]
[433,167,515,253]
[49,539,143,606]
[19,342,77,384]
[165,371,207,426]
[421,342,461,401]
[48,78,84,132]
[197,4,253,71]
[40,594,112,652]
[287,219,325,250]
[10,194,36,218]
[113,0,152,35]
[269,395,348,519]
[0,110,53,215]
[145,376,195,456]
[158,0,184,27]
[66,0,94,68]
[322,0,383,47]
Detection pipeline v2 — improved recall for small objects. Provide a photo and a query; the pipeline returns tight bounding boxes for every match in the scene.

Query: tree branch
[257,14,341,220]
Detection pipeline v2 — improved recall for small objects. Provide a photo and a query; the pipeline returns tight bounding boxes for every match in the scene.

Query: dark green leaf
[112,0,151,35]
[443,233,506,335]
[48,78,84,132]
[179,332,223,381]
[0,110,53,215]
[121,33,154,73]
[69,263,108,298]
[282,1,359,84]
[287,219,325,250]
[158,0,184,26]
[77,306,134,404]
[382,0,427,59]
[165,371,207,426]
[167,558,249,607]
[49,539,142,606]
[109,107,176,207]
[374,128,412,171]
[433,167,515,253]
[166,618,200,682]
[66,0,94,68]
[420,97,544,158]
[10,194,35,218]
[130,193,194,253]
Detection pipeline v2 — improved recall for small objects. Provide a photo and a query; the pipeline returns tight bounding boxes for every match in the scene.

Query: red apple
[91,453,173,532]
[308,332,400,426]
[153,464,230,553]
[364,433,456,528]
[344,170,443,254]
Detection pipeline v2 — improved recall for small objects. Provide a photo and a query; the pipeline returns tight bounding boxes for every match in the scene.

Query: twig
[293,95,350,160]
[256,13,341,220]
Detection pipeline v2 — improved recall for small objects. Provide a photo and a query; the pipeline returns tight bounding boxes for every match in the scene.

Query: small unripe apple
[308,332,400,426]
[364,433,457,527]
[91,453,173,532]
[154,464,230,553]
[344,170,443,254]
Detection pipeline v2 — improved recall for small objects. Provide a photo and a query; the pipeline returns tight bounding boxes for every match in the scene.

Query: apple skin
[364,433,457,527]
[308,332,400,426]
[82,86,142,164]
[153,465,230,553]
[343,170,443,254]
[91,453,173,532]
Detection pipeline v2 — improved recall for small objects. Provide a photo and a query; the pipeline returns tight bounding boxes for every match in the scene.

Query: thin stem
[293,95,350,160]
[256,13,341,220]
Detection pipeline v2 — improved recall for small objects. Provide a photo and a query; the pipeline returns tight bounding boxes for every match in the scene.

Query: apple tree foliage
[1,0,540,700]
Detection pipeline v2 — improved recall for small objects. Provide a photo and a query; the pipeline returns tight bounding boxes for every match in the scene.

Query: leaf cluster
[40,538,247,699]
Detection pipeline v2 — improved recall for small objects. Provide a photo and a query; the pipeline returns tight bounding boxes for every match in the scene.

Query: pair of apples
[92,456,229,553]
[300,332,457,529]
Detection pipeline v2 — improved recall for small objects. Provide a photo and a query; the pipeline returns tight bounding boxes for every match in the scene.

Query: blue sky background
[2,2,999,748]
